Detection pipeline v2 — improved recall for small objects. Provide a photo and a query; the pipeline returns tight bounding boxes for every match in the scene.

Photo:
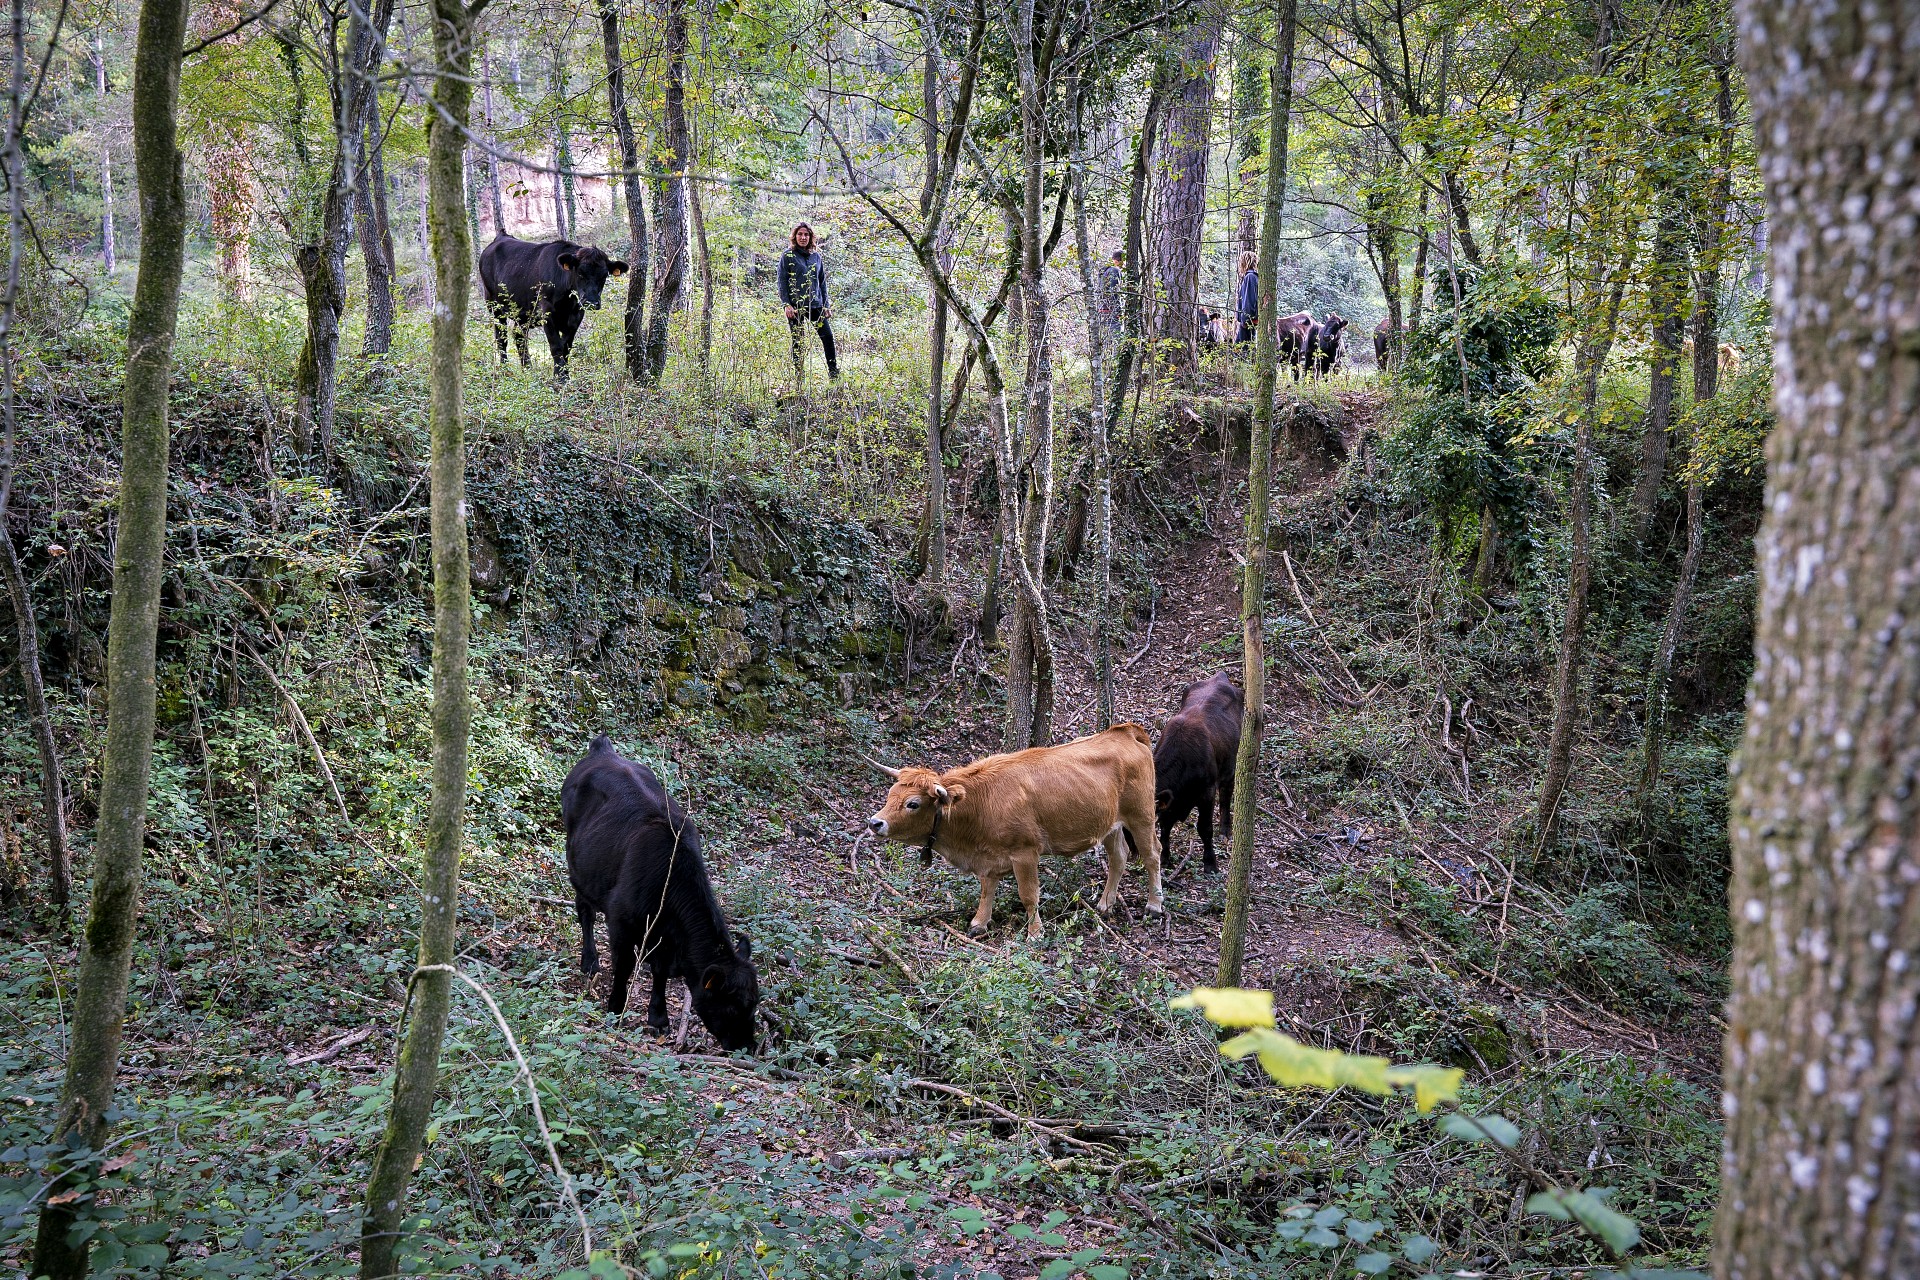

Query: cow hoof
[647,1017,671,1035]
[967,922,989,939]
[581,955,601,976]
[1146,901,1166,916]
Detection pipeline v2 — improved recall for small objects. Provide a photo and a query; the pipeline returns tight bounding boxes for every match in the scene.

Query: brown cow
[865,724,1162,939]
[1276,310,1313,380]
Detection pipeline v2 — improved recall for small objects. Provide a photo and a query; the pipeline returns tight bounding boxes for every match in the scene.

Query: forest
[0,0,1915,1275]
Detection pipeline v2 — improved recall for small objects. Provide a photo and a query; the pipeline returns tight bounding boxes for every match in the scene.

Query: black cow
[478,234,629,382]
[1154,672,1244,873]
[1373,316,1396,370]
[561,736,759,1051]
[1276,310,1313,381]
[1306,312,1349,379]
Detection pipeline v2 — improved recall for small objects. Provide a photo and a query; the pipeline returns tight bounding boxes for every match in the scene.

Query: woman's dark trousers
[789,308,839,382]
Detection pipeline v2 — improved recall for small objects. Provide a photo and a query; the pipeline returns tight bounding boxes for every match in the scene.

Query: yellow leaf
[1219,1027,1465,1112]
[1387,1064,1467,1113]
[1169,987,1276,1028]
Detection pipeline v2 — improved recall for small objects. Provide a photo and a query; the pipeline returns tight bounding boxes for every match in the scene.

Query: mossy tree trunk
[1,0,69,918]
[29,0,190,1267]
[1218,0,1297,988]
[357,0,476,1268]
[355,0,398,357]
[600,0,649,378]
[1069,71,1113,730]
[1105,75,1163,430]
[1715,6,1920,1274]
[641,0,689,383]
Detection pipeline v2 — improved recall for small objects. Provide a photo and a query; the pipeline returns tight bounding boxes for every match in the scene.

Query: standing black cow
[561,736,759,1051]
[478,234,628,381]
[1306,312,1349,379]
[1154,672,1245,873]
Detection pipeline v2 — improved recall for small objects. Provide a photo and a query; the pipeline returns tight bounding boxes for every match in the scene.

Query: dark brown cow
[1373,316,1396,370]
[1154,672,1244,872]
[865,725,1161,939]
[1306,312,1349,379]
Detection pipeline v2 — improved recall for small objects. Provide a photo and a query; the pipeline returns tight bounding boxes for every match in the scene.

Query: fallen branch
[906,1079,1108,1152]
[244,644,351,828]
[1120,586,1158,671]
[1281,550,1366,698]
[286,1024,375,1066]
[827,1145,916,1169]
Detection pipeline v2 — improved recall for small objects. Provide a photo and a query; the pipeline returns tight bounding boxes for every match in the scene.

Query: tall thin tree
[642,0,690,382]
[358,0,480,1269]
[29,0,191,1267]
[1,0,69,917]
[600,0,649,377]
[1218,0,1297,988]
[1716,6,1920,1272]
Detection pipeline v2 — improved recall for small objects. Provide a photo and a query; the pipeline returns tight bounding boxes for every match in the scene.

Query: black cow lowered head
[479,235,630,381]
[560,735,761,1051]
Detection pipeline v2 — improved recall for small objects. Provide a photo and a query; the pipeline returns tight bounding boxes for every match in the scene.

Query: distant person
[1234,250,1258,346]
[778,222,838,384]
[1097,250,1125,346]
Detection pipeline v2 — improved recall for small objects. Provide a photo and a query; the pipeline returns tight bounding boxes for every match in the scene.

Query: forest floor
[3,363,1726,1278]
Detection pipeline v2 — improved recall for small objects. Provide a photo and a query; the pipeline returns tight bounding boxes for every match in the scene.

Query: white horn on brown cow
[862,756,902,779]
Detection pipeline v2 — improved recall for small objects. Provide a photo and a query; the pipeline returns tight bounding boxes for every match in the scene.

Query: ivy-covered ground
[1,310,1736,1277]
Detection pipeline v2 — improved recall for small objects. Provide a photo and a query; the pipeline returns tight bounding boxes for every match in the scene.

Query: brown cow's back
[942,724,1154,858]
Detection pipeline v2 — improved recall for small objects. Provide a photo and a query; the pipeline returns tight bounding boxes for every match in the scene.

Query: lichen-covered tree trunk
[1534,250,1631,851]
[479,53,505,236]
[292,0,380,454]
[1070,74,1112,729]
[355,0,398,357]
[2,0,68,917]
[357,0,474,1269]
[642,0,690,382]
[1218,0,1297,988]
[1715,7,1920,1277]
[28,0,189,1268]
[1149,12,1221,367]
[1105,76,1162,431]
[600,0,649,378]
[93,35,116,274]
[1638,54,1734,817]
[550,42,576,237]
[1631,196,1690,539]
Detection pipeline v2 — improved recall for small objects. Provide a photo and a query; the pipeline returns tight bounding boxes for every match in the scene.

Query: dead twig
[906,1079,1108,1153]
[286,1024,376,1066]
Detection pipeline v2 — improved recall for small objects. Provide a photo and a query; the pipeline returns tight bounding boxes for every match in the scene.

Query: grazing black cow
[1306,312,1349,379]
[561,736,759,1051]
[478,234,629,382]
[1154,672,1244,873]
[1275,311,1313,381]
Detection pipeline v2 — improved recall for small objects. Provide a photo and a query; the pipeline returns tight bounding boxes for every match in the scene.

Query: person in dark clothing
[778,222,838,383]
[1233,250,1259,345]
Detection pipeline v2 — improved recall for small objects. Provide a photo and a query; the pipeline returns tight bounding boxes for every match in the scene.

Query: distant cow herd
[563,674,1245,1052]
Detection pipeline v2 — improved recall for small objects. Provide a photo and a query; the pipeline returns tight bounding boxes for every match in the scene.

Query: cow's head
[692,932,759,1052]
[1322,312,1349,338]
[557,246,631,310]
[865,763,964,843]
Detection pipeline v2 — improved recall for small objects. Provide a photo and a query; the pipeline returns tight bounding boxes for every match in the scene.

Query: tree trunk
[415,159,434,309]
[641,0,689,382]
[28,0,189,1265]
[689,171,713,379]
[551,42,575,237]
[357,0,474,1268]
[1533,256,1631,852]
[1638,57,1734,818]
[293,0,380,454]
[480,53,505,237]
[1150,11,1222,366]
[914,30,947,586]
[1233,27,1263,264]
[1218,0,1297,989]
[94,35,116,274]
[2,0,68,916]
[1714,12,1920,1274]
[1106,76,1164,430]
[1409,183,1428,332]
[1631,196,1689,539]
[195,1,255,299]
[1070,75,1112,729]
[601,0,649,378]
[356,0,398,357]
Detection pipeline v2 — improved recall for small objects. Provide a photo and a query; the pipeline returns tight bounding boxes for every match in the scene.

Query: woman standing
[1233,250,1258,346]
[778,222,839,384]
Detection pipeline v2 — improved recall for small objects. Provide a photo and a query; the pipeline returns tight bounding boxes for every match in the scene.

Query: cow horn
[862,756,901,779]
